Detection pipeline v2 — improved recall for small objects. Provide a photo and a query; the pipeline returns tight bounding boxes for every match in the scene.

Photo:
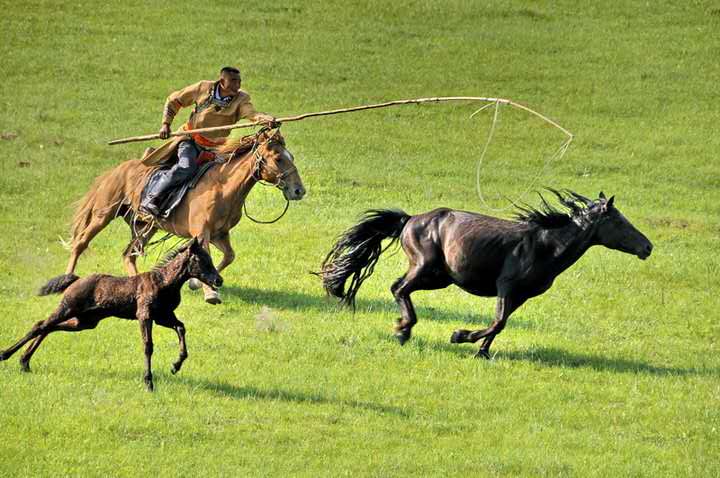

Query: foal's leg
[392,265,450,345]
[0,302,73,362]
[18,317,101,372]
[155,313,188,375]
[137,310,155,391]
[450,295,523,359]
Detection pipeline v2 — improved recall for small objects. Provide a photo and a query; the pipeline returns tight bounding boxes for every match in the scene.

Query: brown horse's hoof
[204,290,222,305]
[474,349,491,360]
[450,329,471,343]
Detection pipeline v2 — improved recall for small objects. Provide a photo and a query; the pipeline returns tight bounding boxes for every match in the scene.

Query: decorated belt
[182,122,227,149]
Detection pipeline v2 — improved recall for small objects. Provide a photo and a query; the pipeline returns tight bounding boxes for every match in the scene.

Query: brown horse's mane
[215,128,285,158]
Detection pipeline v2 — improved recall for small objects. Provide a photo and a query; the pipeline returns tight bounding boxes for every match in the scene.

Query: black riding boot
[140,141,200,216]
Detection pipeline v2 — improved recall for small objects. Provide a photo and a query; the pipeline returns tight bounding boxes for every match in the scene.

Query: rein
[240,127,296,224]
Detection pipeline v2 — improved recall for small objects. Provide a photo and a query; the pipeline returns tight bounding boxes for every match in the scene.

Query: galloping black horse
[319,190,653,358]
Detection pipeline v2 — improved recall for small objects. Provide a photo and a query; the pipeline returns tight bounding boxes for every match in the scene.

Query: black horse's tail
[319,209,411,308]
[38,274,80,296]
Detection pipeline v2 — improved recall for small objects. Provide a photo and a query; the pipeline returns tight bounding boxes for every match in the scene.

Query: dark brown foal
[0,237,222,391]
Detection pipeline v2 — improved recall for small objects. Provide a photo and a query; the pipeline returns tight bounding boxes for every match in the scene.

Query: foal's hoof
[204,290,222,305]
[474,349,491,360]
[170,365,180,375]
[188,279,202,291]
[19,362,31,373]
[450,329,471,343]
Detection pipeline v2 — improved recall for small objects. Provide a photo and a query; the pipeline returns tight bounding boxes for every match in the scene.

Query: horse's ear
[599,191,606,199]
[189,237,200,251]
[607,195,615,208]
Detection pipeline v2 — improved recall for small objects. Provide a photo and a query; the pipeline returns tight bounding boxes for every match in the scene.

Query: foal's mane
[153,240,191,270]
[514,189,595,229]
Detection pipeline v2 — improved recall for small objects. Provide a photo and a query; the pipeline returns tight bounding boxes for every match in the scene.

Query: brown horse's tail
[318,209,410,309]
[70,169,111,242]
[70,161,140,245]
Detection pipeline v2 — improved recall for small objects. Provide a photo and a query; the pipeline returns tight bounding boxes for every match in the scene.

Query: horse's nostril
[296,188,304,196]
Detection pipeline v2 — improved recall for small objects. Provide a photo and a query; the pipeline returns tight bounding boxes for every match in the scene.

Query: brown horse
[61,127,305,304]
[319,190,653,358]
[0,237,223,391]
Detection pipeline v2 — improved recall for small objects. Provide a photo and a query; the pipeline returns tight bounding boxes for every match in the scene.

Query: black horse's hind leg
[18,317,101,372]
[392,266,451,345]
[0,303,74,364]
[155,313,188,375]
[451,295,523,359]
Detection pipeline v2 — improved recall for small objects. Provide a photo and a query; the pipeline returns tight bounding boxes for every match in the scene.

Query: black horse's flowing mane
[514,189,596,229]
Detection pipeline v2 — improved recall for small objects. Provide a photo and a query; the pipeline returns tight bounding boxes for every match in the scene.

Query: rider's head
[219,66,241,94]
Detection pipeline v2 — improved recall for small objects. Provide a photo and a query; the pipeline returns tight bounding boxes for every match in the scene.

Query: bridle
[243,126,298,224]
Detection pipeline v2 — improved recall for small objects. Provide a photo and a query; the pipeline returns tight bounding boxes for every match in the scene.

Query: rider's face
[220,73,241,94]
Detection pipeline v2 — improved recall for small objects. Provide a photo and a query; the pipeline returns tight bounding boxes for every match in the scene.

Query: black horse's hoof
[170,365,179,375]
[474,349,491,360]
[394,331,410,346]
[450,329,470,343]
[19,362,31,373]
[0,351,9,361]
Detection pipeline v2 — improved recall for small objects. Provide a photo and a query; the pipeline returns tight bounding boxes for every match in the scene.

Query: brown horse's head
[252,129,306,201]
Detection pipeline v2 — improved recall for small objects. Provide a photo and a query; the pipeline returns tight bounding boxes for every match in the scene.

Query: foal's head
[185,238,223,287]
[581,192,653,260]
[162,238,224,288]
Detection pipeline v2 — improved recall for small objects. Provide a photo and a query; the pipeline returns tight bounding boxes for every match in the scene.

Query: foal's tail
[38,274,80,296]
[319,209,410,308]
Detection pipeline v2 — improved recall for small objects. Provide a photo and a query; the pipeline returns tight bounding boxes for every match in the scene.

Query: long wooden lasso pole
[107,96,573,145]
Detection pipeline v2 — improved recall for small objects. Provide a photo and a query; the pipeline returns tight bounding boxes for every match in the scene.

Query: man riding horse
[140,66,275,217]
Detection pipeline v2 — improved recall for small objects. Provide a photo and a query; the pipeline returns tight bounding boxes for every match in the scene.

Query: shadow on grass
[222,285,536,330]
[177,376,412,418]
[419,339,717,377]
[91,368,410,418]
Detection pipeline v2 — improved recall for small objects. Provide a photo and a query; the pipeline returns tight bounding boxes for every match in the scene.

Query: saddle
[140,159,219,219]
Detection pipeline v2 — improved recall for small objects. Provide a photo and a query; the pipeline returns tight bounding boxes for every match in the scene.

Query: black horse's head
[185,237,224,287]
[587,193,653,260]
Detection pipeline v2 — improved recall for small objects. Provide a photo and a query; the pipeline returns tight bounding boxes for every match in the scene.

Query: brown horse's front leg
[188,227,222,304]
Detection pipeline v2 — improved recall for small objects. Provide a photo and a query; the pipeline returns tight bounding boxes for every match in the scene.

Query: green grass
[1,1,719,476]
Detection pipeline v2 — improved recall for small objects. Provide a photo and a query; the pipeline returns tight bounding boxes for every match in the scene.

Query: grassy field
[1,1,718,476]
